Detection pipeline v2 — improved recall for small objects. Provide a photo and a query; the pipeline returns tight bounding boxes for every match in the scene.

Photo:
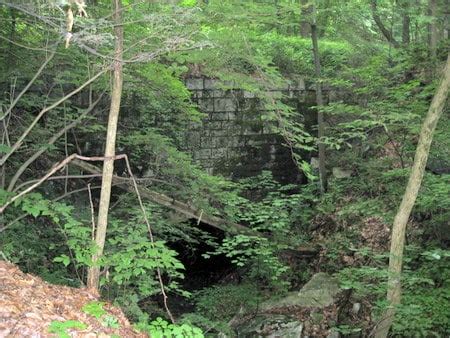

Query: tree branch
[370,0,400,48]
[7,93,104,192]
[0,68,108,167]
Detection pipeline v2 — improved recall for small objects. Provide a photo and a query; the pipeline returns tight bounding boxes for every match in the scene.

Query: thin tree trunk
[401,0,410,45]
[310,18,327,194]
[429,0,438,59]
[300,0,312,38]
[87,0,123,290]
[374,52,450,338]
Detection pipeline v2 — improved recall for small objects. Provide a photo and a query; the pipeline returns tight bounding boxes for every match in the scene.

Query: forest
[0,0,449,337]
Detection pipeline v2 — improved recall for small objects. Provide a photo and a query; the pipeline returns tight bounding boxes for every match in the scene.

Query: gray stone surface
[235,314,303,338]
[184,77,318,181]
[332,167,352,179]
[186,78,203,90]
[262,273,340,310]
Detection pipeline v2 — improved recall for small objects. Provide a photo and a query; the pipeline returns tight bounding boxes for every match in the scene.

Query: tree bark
[374,52,450,338]
[87,0,123,290]
[370,0,400,48]
[300,0,312,38]
[310,19,327,194]
[429,0,438,59]
[401,0,410,45]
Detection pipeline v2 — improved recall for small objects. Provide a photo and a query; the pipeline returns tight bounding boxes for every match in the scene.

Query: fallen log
[72,159,253,235]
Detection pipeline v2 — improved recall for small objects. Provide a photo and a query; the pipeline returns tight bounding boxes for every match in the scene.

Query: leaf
[53,255,71,267]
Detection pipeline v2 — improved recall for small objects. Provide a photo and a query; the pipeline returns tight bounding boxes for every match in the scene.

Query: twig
[122,155,176,323]
[1,154,118,213]
[7,93,104,191]
[0,68,108,166]
[0,44,57,122]
[0,152,176,322]
[13,174,102,193]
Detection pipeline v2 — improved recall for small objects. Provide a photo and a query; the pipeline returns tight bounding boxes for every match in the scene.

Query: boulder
[235,314,303,338]
[332,167,352,179]
[262,273,340,311]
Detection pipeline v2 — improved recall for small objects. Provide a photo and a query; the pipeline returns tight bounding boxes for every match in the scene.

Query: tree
[310,7,327,194]
[374,52,450,338]
[429,0,438,59]
[370,0,400,48]
[86,0,123,290]
[400,0,410,45]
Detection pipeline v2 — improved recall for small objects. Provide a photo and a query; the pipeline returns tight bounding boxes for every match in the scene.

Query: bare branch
[7,92,105,191]
[0,68,109,167]
[0,45,58,122]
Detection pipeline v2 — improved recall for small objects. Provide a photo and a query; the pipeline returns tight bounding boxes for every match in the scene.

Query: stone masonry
[183,78,318,183]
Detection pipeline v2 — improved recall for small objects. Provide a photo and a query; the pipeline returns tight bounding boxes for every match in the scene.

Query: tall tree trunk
[310,10,327,194]
[429,0,438,59]
[374,53,450,338]
[300,0,312,38]
[401,0,410,45]
[444,0,450,40]
[87,0,124,290]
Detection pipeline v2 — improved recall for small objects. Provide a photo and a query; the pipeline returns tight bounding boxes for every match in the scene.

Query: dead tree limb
[71,159,253,235]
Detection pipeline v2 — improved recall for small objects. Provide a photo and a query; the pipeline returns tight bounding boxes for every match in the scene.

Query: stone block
[185,132,201,148]
[204,79,217,89]
[243,91,256,98]
[198,98,214,112]
[212,89,225,98]
[211,147,227,159]
[225,125,241,136]
[200,136,213,148]
[209,112,228,121]
[210,129,228,137]
[186,78,203,90]
[201,90,214,98]
[214,98,237,112]
[212,137,229,148]
[194,148,211,160]
[205,120,222,130]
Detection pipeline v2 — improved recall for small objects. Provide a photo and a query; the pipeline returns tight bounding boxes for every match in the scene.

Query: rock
[327,331,341,338]
[352,302,361,315]
[235,314,303,338]
[310,157,319,169]
[262,273,340,310]
[332,167,352,179]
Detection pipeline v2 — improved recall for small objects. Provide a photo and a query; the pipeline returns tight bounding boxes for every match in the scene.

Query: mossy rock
[262,273,340,310]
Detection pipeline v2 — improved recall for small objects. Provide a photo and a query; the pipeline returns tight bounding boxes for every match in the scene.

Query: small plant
[82,301,121,329]
[48,320,87,338]
[102,314,120,329]
[82,301,107,319]
[137,317,204,338]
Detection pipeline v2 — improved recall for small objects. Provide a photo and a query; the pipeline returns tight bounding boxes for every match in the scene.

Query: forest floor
[0,260,146,337]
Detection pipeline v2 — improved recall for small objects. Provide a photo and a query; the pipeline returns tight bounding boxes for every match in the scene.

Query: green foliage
[48,320,87,338]
[137,317,204,338]
[193,283,260,322]
[1,0,449,336]
[335,246,450,336]
[82,301,107,319]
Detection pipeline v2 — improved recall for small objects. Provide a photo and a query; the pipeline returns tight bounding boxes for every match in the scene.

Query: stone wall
[183,78,318,183]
